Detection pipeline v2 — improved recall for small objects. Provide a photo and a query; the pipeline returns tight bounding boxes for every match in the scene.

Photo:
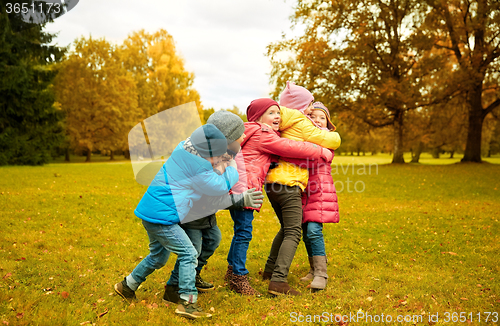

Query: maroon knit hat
[246,98,280,122]
[279,81,314,113]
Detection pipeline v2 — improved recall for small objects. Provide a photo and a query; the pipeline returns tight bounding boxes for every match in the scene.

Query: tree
[268,0,452,163]
[268,0,484,164]
[120,30,202,121]
[54,37,139,162]
[0,0,65,165]
[425,0,500,162]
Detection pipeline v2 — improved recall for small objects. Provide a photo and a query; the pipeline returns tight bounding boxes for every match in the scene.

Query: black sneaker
[114,278,137,301]
[163,284,180,303]
[175,300,212,319]
[195,272,215,292]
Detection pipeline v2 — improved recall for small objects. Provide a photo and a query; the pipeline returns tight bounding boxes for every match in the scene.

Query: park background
[1,0,500,325]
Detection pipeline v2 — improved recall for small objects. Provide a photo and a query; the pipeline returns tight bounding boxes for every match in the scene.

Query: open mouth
[272,121,280,127]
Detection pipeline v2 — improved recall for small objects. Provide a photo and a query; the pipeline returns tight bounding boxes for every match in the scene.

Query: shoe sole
[175,309,212,319]
[196,286,215,293]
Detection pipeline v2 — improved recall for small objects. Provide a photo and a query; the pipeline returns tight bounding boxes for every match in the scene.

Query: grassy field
[1,160,499,325]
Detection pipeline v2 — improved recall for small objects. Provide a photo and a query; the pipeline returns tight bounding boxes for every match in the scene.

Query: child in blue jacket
[114,124,238,319]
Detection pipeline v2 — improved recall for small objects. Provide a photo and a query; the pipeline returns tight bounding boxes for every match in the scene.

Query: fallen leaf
[16,313,23,319]
[97,308,108,318]
[3,273,12,279]
[61,291,69,299]
[460,297,468,300]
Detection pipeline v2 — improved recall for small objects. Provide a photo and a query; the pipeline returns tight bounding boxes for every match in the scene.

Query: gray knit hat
[206,110,245,143]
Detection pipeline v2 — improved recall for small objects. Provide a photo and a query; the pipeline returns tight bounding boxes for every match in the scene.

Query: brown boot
[262,271,272,281]
[299,257,314,283]
[224,265,233,283]
[268,281,301,296]
[230,274,261,296]
[310,256,328,291]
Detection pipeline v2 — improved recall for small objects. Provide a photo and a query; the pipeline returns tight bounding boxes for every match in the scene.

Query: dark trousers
[264,183,303,282]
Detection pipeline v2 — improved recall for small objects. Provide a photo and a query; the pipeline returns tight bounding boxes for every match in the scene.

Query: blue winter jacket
[134,141,239,225]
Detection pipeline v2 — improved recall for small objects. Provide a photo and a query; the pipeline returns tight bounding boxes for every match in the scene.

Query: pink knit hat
[279,81,314,113]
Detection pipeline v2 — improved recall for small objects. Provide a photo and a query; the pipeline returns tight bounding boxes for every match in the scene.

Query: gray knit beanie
[206,110,245,143]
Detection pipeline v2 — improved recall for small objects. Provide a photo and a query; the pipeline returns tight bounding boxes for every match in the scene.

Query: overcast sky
[45,0,300,113]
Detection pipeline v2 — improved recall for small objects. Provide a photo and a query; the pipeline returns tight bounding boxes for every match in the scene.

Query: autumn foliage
[54,30,202,162]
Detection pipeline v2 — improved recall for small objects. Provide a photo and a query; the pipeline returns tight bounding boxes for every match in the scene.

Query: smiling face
[309,109,328,128]
[257,105,281,131]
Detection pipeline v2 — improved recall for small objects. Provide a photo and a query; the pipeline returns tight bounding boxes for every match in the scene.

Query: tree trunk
[462,85,484,162]
[124,149,130,160]
[65,147,70,162]
[431,148,440,159]
[450,150,455,159]
[392,111,405,163]
[85,149,91,162]
[411,141,423,163]
[110,150,115,161]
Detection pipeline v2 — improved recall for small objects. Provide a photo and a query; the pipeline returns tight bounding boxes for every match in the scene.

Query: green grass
[1,160,499,325]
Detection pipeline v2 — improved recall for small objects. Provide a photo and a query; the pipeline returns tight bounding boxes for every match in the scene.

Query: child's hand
[320,148,333,162]
[214,161,227,174]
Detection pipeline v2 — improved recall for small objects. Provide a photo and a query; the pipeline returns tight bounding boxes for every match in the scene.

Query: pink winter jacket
[285,150,339,223]
[232,122,330,211]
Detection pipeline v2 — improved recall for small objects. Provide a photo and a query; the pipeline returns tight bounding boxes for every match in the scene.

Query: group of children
[114,81,341,319]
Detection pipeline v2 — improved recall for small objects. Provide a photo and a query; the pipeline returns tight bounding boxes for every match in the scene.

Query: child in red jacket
[226,98,332,296]
[299,102,339,291]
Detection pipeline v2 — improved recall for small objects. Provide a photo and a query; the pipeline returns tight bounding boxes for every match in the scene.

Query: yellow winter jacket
[265,106,341,190]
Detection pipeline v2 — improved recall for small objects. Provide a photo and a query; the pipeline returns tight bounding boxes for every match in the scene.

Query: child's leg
[306,222,328,290]
[299,223,314,282]
[263,185,285,274]
[227,209,254,276]
[168,228,203,286]
[198,225,222,272]
[141,221,198,302]
[265,184,302,283]
[301,222,313,257]
[126,221,171,291]
[304,222,325,256]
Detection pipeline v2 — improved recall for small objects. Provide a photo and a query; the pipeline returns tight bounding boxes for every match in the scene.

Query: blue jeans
[169,225,222,280]
[302,222,326,257]
[227,209,254,276]
[127,220,198,302]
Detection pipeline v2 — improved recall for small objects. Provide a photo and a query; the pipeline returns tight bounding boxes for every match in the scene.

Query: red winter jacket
[285,150,339,223]
[232,122,329,211]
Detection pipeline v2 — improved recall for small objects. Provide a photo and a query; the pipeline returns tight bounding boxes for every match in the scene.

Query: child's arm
[259,129,332,161]
[284,148,334,168]
[280,106,341,150]
[191,166,239,196]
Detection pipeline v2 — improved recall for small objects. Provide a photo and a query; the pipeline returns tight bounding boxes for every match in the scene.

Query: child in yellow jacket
[263,81,341,296]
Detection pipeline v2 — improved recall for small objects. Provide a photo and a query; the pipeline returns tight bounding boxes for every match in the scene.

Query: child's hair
[279,81,314,113]
[246,98,280,122]
[190,124,227,158]
[312,102,336,131]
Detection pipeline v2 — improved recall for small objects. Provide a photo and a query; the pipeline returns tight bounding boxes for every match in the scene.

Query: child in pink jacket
[226,98,333,296]
[294,102,339,291]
